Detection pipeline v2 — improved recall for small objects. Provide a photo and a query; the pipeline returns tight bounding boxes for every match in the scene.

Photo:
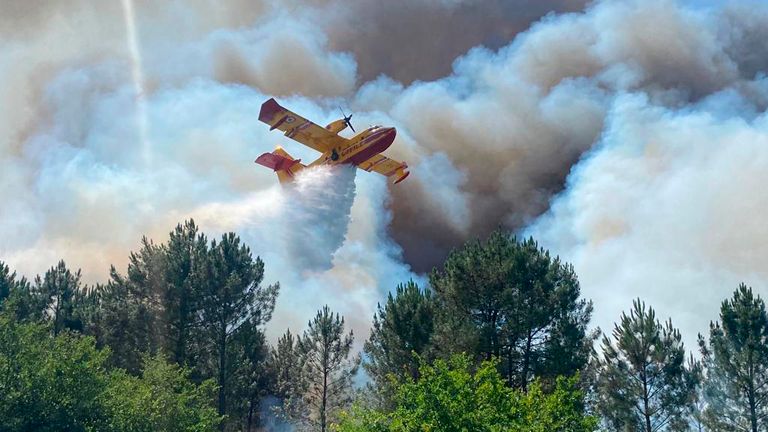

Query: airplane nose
[386,127,396,139]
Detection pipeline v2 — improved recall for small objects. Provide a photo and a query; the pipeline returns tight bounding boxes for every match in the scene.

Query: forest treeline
[1,220,768,431]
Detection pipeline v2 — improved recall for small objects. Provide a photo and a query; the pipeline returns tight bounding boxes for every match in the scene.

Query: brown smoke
[324,0,589,83]
[374,0,768,271]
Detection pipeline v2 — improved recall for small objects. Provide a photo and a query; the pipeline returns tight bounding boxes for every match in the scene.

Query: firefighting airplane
[255,98,409,184]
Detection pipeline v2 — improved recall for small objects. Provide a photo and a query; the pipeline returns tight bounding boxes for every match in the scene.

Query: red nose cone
[380,127,396,148]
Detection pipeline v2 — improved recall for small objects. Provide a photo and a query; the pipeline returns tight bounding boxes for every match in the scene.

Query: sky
[3,0,768,351]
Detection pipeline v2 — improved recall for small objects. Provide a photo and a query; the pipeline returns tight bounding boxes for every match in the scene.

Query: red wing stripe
[365,155,386,172]
[270,115,289,131]
[383,164,406,177]
[286,122,310,138]
[365,157,382,171]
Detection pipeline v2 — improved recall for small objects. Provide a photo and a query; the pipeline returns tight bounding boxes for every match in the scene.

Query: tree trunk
[321,366,328,432]
[175,330,184,364]
[53,300,62,335]
[749,380,758,432]
[177,288,188,364]
[642,370,652,432]
[174,305,187,365]
[521,329,533,392]
[490,310,499,359]
[748,351,758,432]
[218,327,227,431]
[246,397,255,432]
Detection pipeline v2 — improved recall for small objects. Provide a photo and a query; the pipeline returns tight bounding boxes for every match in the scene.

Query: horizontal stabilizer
[255,152,301,171]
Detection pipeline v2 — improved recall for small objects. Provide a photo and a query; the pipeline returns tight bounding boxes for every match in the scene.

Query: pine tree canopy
[430,230,594,389]
[596,299,699,432]
[364,280,435,406]
[699,283,768,432]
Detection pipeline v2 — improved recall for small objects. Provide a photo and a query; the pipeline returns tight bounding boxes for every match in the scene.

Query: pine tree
[430,231,593,389]
[3,282,37,322]
[363,280,435,406]
[96,238,166,373]
[200,232,278,426]
[162,220,208,366]
[430,232,510,362]
[35,260,85,335]
[596,299,698,432]
[0,262,37,322]
[0,261,14,306]
[74,284,102,339]
[269,329,306,423]
[699,284,768,432]
[228,318,271,432]
[297,306,360,432]
[509,239,595,389]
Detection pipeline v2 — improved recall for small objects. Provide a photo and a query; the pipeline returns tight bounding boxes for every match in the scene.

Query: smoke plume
[372,0,768,270]
[4,0,768,348]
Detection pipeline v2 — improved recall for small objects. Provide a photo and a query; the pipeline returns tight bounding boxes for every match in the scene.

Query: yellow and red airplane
[256,98,409,184]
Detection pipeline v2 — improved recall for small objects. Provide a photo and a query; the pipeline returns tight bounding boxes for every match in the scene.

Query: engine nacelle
[325,119,348,134]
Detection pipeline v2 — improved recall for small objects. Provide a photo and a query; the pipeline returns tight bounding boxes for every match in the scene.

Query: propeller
[339,106,356,133]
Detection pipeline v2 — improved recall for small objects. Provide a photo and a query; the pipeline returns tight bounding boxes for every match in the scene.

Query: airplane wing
[358,153,410,184]
[258,98,345,153]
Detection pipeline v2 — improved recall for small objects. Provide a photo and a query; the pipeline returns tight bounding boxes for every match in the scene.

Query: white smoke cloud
[5,0,768,356]
[528,90,768,347]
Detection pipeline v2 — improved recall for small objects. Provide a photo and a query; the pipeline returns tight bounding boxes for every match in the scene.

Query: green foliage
[0,316,220,432]
[364,280,435,407]
[389,355,516,431]
[699,283,768,432]
[0,318,110,431]
[430,231,594,390]
[520,376,600,432]
[104,355,221,432]
[335,354,597,432]
[596,299,699,432]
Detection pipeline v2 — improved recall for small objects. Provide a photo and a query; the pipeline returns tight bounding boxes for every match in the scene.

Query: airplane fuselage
[309,126,397,167]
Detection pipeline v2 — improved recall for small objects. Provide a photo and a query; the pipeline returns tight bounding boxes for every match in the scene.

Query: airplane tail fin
[255,147,306,184]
